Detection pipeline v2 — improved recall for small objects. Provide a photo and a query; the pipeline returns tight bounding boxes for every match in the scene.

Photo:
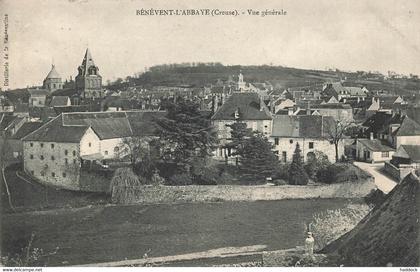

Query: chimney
[288,107,294,115]
[306,108,311,116]
[370,132,374,140]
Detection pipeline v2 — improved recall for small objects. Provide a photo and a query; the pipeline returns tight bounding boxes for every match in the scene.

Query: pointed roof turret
[81,48,96,68]
[45,64,61,79]
[78,48,99,76]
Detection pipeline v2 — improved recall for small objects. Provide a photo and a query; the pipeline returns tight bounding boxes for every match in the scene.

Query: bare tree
[117,137,150,168]
[325,119,354,162]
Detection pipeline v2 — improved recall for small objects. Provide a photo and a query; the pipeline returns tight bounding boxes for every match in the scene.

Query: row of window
[274,138,314,149]
[28,143,77,156]
[29,155,77,164]
[31,170,67,178]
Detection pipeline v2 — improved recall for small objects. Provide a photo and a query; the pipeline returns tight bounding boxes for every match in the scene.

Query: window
[51,144,54,149]
[105,151,109,155]
[65,158,68,164]
[30,154,34,159]
[30,143,33,147]
[51,156,55,161]
[282,151,287,162]
[289,139,293,144]
[382,151,389,158]
[309,142,314,149]
[274,138,279,146]
[40,155,44,160]
[73,150,76,156]
[40,143,44,148]
[62,173,66,178]
[65,150,68,156]
[51,172,55,177]
[88,142,92,147]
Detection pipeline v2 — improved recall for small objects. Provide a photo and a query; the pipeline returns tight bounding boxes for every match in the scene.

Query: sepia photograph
[0,0,419,269]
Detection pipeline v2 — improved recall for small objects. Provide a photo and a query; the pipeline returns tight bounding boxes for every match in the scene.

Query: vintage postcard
[0,0,419,270]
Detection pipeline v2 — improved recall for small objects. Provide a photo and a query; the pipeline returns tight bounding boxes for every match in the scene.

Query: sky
[1,0,420,89]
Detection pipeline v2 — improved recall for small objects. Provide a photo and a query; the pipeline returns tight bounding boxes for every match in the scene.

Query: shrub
[304,151,331,181]
[166,173,193,186]
[273,163,290,180]
[190,158,219,185]
[316,163,371,184]
[309,204,371,251]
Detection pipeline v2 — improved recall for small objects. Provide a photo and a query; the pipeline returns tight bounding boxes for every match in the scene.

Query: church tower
[43,64,63,92]
[237,72,246,91]
[75,48,103,99]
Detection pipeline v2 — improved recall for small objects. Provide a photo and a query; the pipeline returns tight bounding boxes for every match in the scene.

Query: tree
[156,96,218,172]
[225,121,253,165]
[325,119,354,162]
[237,132,279,180]
[288,143,309,185]
[304,151,331,181]
[117,137,159,178]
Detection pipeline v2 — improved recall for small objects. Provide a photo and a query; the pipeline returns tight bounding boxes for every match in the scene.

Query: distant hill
[108,64,420,96]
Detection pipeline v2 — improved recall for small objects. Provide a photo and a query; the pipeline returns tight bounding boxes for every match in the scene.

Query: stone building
[211,92,273,160]
[270,115,344,163]
[28,89,49,107]
[22,111,164,191]
[75,48,103,99]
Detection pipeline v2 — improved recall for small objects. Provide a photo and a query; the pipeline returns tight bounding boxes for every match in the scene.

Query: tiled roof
[10,122,44,139]
[14,103,29,113]
[211,92,272,120]
[271,115,335,138]
[398,145,420,162]
[62,112,132,139]
[0,114,18,130]
[395,116,420,136]
[22,116,89,143]
[49,96,69,107]
[358,139,395,152]
[23,111,165,143]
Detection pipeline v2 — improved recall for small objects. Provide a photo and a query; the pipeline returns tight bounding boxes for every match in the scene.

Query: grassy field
[1,198,361,266]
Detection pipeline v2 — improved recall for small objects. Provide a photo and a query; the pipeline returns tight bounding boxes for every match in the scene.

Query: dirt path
[353,162,397,193]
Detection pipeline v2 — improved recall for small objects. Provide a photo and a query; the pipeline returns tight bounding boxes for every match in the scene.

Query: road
[353,161,397,194]
[1,198,356,266]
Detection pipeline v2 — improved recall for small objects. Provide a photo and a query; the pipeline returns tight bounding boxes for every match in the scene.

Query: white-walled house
[22,111,165,191]
[356,138,395,163]
[270,115,344,163]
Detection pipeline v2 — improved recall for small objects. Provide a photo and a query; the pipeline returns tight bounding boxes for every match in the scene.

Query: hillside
[322,171,420,267]
[108,64,420,96]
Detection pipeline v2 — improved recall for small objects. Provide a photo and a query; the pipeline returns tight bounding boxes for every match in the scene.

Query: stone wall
[111,179,376,204]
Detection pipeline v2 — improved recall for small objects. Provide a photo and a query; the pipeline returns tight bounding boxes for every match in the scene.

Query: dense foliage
[288,143,309,185]
[156,96,218,171]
